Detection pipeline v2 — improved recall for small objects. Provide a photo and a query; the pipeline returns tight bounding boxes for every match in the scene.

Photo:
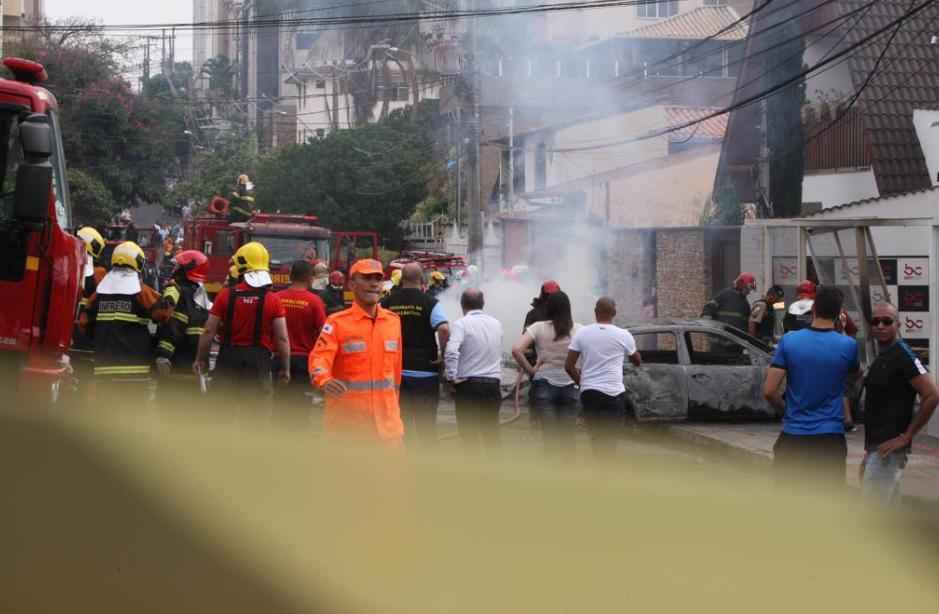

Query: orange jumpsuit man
[309,259,404,443]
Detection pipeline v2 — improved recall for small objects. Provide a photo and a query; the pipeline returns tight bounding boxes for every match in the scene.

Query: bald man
[565,297,641,459]
[381,263,450,450]
[861,303,939,502]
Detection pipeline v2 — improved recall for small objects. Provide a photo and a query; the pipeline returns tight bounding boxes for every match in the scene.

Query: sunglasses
[870,317,895,327]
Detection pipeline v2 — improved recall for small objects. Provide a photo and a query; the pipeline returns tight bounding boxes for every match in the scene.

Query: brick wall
[656,230,712,320]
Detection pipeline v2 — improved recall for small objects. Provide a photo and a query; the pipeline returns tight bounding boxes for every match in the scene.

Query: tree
[6,19,186,220]
[255,100,444,248]
[172,129,262,208]
[69,168,117,226]
[200,55,235,98]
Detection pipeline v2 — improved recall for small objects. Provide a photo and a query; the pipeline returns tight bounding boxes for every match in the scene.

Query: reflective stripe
[342,378,396,391]
[717,311,745,318]
[172,311,189,324]
[94,365,150,375]
[158,340,176,353]
[185,327,204,336]
[79,298,89,307]
[163,287,181,303]
[342,341,366,353]
[97,313,150,325]
[384,340,398,351]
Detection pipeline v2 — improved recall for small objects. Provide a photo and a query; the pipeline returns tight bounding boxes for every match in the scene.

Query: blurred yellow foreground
[1,410,936,613]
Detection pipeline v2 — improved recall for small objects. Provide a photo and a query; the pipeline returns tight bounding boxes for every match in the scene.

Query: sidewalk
[664,422,939,502]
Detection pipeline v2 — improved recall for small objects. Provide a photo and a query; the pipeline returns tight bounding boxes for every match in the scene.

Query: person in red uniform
[308,258,404,445]
[276,260,326,420]
[194,242,290,419]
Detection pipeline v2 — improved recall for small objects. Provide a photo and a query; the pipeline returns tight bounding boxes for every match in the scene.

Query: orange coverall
[309,302,404,440]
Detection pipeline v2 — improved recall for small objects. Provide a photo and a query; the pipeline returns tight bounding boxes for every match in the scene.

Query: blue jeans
[579,389,626,458]
[861,451,906,504]
[530,379,580,461]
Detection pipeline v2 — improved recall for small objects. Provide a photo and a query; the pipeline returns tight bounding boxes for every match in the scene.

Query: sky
[45,0,194,63]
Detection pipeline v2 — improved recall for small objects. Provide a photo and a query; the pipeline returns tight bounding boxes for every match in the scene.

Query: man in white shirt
[445,288,504,458]
[565,297,641,458]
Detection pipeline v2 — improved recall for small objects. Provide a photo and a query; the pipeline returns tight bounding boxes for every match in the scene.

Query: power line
[548,0,938,154]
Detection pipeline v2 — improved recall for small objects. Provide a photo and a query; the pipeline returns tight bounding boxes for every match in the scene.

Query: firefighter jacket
[309,302,404,440]
[702,288,751,333]
[85,272,160,378]
[71,265,107,357]
[227,191,256,222]
[316,285,346,316]
[154,281,210,373]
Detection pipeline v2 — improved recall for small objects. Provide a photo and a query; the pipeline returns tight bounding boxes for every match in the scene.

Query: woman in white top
[511,290,581,461]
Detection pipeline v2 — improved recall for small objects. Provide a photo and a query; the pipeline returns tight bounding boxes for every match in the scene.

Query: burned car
[623,319,777,421]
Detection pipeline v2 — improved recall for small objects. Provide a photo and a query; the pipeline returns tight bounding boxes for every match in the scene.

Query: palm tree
[200,55,235,98]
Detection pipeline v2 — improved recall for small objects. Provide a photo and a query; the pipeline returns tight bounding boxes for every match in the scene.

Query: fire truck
[0,58,85,404]
[185,207,379,295]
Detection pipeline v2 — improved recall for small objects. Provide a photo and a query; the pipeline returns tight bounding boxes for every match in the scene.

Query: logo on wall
[898,258,928,283]
[898,286,929,312]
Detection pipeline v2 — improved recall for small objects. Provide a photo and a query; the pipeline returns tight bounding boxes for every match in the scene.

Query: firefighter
[309,258,404,444]
[389,268,403,295]
[153,250,212,408]
[311,262,329,291]
[228,173,258,223]
[783,280,817,333]
[702,272,756,333]
[194,242,291,419]
[427,270,448,298]
[70,227,108,403]
[316,270,347,316]
[83,241,161,411]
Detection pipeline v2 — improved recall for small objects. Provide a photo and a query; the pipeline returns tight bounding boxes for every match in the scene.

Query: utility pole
[508,105,515,212]
[463,1,483,266]
[456,108,462,229]
[758,97,773,217]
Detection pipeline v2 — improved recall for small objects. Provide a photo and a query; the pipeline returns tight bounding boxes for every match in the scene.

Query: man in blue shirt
[380,263,450,451]
[763,286,862,487]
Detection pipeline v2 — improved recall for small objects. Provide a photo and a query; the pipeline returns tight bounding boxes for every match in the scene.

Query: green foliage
[199,56,235,98]
[172,130,262,209]
[68,168,118,225]
[6,20,186,219]
[255,100,444,249]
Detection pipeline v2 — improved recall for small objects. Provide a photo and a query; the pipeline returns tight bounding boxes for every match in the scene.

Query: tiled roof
[837,0,939,195]
[665,107,728,141]
[803,185,939,216]
[625,6,748,41]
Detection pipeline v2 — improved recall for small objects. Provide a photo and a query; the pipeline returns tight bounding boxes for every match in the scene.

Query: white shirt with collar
[445,309,503,381]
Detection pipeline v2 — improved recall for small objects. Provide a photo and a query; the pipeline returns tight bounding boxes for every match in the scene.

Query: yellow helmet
[390,269,402,285]
[233,241,270,274]
[111,241,145,272]
[237,174,250,185]
[429,270,445,284]
[77,226,104,259]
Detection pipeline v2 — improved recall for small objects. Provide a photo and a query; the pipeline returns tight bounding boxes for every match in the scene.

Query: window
[637,1,679,18]
[703,0,726,5]
[534,142,547,190]
[685,331,754,366]
[214,230,236,256]
[632,332,680,364]
[314,80,326,89]
[0,109,28,282]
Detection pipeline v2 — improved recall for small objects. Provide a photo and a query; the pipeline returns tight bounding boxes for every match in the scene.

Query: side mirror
[13,114,54,223]
[20,113,53,157]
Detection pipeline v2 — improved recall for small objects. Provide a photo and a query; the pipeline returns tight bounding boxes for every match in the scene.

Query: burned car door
[682,330,773,419]
[623,331,688,420]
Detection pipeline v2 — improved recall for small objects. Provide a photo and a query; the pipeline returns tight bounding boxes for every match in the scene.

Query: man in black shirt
[749,285,783,344]
[702,273,755,333]
[381,263,450,450]
[862,303,939,502]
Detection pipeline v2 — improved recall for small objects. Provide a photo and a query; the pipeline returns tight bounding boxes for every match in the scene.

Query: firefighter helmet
[174,250,209,283]
[429,270,445,285]
[77,227,104,259]
[233,242,270,274]
[329,270,345,287]
[734,272,757,293]
[796,279,817,298]
[237,174,250,185]
[111,241,145,272]
[390,269,402,285]
[313,262,329,277]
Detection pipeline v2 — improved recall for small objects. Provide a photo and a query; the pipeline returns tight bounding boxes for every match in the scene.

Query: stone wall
[655,229,712,320]
[605,229,654,325]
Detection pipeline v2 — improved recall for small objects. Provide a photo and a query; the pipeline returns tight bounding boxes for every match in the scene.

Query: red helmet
[328,270,346,287]
[733,272,756,293]
[796,279,817,299]
[174,250,209,283]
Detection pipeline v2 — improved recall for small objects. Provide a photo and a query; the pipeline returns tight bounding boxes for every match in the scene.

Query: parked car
[623,319,778,422]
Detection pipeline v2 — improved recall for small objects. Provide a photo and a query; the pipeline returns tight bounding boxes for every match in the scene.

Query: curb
[660,425,773,470]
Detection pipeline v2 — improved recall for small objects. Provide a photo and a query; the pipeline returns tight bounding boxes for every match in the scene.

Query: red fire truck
[0,58,85,404]
[185,209,379,295]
